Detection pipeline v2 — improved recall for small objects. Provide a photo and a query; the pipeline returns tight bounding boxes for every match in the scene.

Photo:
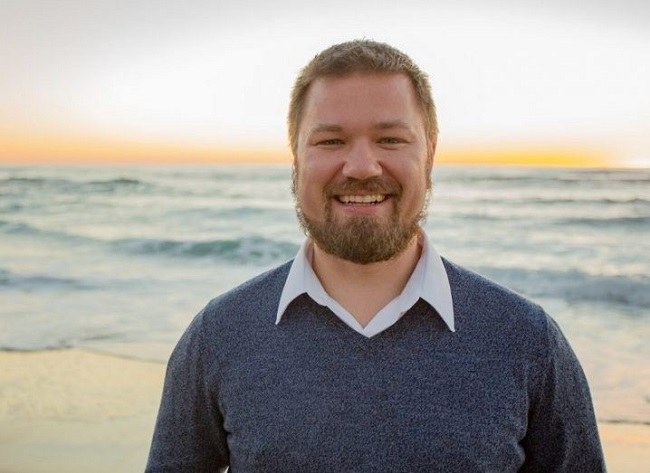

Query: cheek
[295,164,324,207]
[393,162,429,208]
[386,158,425,186]
[299,156,341,189]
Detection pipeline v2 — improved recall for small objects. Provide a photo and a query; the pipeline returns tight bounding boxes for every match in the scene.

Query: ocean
[1,164,648,425]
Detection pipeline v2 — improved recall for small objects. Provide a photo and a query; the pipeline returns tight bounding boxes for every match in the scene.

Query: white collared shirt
[276,230,455,337]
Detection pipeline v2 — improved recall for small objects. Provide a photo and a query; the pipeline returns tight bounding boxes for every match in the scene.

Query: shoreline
[0,349,648,472]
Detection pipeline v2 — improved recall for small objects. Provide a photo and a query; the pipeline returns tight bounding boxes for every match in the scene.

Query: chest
[216,339,529,472]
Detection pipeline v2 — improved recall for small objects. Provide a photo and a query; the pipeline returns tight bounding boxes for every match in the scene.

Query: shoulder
[168,260,293,365]
[442,257,545,316]
[200,259,293,327]
[441,257,556,360]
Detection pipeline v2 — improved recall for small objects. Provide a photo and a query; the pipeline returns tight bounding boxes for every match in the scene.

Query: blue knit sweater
[147,258,605,472]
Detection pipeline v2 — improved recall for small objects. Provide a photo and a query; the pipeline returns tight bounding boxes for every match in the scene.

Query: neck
[311,232,422,327]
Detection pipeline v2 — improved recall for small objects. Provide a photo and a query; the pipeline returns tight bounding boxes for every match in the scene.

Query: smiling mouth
[336,194,389,205]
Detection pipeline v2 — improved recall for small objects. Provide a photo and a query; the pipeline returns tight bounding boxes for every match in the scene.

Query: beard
[293,172,429,265]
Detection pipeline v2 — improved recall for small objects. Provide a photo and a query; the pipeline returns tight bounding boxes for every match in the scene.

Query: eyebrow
[372,120,413,131]
[309,124,343,134]
[307,120,413,135]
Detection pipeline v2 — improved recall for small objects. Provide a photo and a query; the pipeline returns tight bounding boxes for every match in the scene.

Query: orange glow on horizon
[436,145,613,168]
[0,130,623,168]
[0,131,292,165]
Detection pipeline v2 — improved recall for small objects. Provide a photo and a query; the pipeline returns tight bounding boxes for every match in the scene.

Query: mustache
[324,177,402,197]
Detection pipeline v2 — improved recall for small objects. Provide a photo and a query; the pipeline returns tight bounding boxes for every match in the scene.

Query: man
[147,40,605,472]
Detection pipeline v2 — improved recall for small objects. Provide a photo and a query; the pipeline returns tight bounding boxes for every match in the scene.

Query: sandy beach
[0,349,163,473]
[0,349,647,473]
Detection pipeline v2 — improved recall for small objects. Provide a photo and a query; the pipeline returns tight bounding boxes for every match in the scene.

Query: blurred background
[0,2,648,470]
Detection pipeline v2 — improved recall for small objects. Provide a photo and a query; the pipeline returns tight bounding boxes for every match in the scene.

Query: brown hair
[287,39,438,157]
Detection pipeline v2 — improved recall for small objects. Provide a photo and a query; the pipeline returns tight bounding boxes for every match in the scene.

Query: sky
[0,0,648,167]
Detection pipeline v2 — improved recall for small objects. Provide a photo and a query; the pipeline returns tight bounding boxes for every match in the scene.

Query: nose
[341,139,383,180]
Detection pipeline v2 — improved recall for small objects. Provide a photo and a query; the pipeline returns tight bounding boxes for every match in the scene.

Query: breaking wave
[476,266,650,309]
[117,236,299,264]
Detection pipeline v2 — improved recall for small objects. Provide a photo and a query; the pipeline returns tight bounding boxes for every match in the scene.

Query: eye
[317,139,344,146]
[379,137,404,145]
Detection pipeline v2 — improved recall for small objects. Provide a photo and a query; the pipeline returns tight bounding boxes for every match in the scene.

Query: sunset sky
[0,0,648,167]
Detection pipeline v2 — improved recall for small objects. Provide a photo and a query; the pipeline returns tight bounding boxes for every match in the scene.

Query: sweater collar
[276,230,455,332]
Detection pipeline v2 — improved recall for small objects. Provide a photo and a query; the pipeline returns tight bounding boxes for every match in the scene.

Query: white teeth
[338,194,387,204]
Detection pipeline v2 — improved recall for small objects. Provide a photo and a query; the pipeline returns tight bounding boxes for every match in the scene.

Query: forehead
[301,73,423,129]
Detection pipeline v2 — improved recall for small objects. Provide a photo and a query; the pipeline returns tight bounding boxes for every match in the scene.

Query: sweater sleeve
[146,311,229,472]
[520,315,606,472]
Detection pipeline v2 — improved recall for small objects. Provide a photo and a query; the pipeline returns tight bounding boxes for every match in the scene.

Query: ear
[427,135,437,172]
[290,145,299,176]
[290,159,299,197]
[429,135,437,157]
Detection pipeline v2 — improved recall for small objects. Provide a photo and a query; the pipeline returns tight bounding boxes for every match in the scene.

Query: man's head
[288,39,438,158]
[289,40,438,264]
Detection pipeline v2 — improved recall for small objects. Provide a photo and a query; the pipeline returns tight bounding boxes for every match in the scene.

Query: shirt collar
[276,230,455,332]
